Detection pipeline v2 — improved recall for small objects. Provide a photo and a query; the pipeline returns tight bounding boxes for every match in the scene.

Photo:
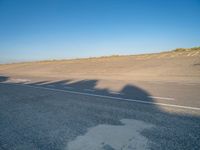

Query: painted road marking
[47,85,55,87]
[3,83,200,111]
[148,96,174,101]
[84,89,95,92]
[64,86,73,89]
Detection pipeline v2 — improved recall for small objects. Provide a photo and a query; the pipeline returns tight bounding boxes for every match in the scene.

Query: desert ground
[0,48,200,83]
[0,48,200,150]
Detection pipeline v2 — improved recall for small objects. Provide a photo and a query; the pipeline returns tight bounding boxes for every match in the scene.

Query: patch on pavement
[67,119,154,150]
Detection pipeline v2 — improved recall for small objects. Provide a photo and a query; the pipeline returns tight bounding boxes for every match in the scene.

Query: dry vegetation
[173,47,200,52]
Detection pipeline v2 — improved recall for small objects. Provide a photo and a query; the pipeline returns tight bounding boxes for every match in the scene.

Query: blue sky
[0,0,200,63]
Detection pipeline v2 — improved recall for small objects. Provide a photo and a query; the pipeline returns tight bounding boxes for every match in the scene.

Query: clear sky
[0,0,200,63]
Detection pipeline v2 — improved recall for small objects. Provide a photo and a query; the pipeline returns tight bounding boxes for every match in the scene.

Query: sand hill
[0,47,200,83]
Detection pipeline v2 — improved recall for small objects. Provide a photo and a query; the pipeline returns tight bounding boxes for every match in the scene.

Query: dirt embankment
[0,48,200,83]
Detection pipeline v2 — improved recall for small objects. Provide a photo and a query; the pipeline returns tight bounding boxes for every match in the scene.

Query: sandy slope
[0,50,200,82]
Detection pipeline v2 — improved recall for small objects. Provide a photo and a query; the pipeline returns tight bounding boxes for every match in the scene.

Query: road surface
[0,76,200,150]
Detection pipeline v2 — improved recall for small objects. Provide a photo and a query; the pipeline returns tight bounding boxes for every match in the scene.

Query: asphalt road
[0,77,200,150]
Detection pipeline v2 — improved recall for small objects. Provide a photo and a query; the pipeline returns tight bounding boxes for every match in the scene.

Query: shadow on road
[0,76,9,82]
[0,75,199,150]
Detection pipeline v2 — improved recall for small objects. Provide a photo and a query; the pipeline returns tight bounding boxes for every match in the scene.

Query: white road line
[5,83,200,111]
[84,89,95,92]
[47,85,55,87]
[64,86,73,89]
[148,96,174,101]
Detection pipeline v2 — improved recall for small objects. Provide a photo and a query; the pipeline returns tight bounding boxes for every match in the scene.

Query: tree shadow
[0,76,9,82]
[0,75,199,150]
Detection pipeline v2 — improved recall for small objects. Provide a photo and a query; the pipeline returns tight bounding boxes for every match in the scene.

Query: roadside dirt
[0,50,200,83]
